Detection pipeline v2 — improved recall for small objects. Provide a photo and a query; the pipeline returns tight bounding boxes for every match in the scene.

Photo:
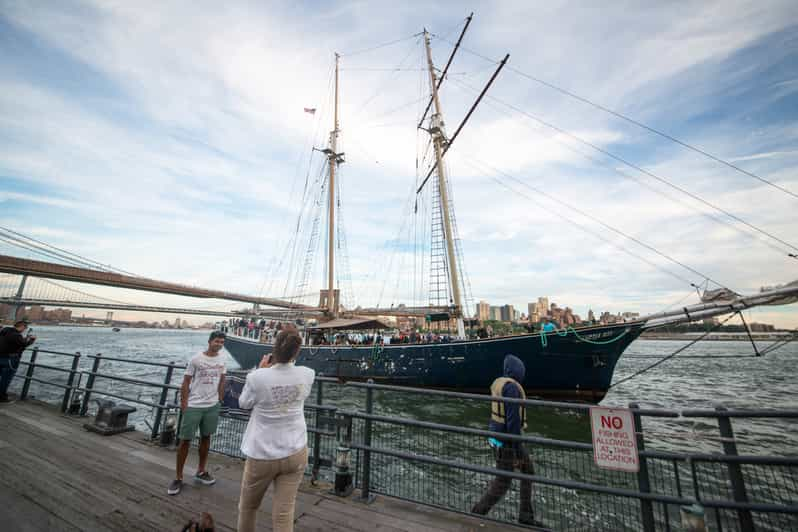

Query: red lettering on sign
[600,415,624,429]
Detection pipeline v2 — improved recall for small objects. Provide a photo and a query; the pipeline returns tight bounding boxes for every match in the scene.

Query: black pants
[472,444,534,517]
[0,357,20,398]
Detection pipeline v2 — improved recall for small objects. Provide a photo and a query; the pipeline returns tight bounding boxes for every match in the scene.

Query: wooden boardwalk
[0,400,529,531]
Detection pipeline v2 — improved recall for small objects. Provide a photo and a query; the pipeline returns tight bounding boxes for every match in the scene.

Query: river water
[8,326,797,530]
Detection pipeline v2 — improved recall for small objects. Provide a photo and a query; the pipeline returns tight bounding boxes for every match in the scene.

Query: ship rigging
[223,15,798,401]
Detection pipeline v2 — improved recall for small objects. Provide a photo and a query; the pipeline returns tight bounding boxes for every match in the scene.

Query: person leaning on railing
[471,354,545,527]
[0,320,36,403]
[236,325,315,532]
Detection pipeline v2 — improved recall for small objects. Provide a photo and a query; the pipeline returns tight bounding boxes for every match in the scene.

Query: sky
[0,0,797,327]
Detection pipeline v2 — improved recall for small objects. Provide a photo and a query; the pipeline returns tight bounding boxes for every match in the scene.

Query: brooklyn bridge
[0,254,445,322]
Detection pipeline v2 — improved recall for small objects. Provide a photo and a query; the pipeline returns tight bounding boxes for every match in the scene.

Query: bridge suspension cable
[0,226,140,276]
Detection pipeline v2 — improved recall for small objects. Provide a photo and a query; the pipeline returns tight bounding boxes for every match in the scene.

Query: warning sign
[590,407,639,472]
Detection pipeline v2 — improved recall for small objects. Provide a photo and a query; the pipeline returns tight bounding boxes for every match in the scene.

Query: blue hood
[503,354,525,383]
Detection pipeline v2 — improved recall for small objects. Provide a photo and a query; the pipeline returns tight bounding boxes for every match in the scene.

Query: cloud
[0,0,797,327]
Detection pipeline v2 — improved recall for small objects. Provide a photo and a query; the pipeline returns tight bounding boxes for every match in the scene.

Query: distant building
[537,297,550,317]
[599,311,621,325]
[26,305,45,321]
[500,304,515,322]
[588,309,595,323]
[476,300,491,321]
[489,306,502,321]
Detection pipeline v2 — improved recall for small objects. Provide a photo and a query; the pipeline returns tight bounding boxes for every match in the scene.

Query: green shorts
[179,403,220,440]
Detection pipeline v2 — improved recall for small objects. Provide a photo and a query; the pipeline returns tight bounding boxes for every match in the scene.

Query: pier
[3,345,798,531]
[0,399,526,531]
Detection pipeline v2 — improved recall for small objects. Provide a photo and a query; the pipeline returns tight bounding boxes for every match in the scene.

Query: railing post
[312,380,324,481]
[360,380,374,502]
[150,361,176,440]
[333,411,354,497]
[715,405,755,532]
[20,347,38,400]
[80,353,102,416]
[630,402,656,532]
[61,352,80,413]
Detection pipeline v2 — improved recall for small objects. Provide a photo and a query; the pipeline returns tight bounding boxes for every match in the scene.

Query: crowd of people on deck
[221,318,286,342]
[219,315,564,350]
[311,330,455,346]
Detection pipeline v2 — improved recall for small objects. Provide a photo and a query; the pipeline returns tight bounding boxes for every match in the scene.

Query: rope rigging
[609,313,738,389]
[339,33,421,57]
[257,64,336,301]
[445,76,798,258]
[466,157,725,291]
[431,34,798,202]
[444,77,794,260]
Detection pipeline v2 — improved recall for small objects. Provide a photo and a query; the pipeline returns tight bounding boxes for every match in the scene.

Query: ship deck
[0,399,528,532]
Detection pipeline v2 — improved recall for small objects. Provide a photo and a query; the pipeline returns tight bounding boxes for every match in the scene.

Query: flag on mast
[303,107,316,115]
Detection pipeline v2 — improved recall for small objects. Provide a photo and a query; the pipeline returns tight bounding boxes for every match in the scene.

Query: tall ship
[223,21,798,402]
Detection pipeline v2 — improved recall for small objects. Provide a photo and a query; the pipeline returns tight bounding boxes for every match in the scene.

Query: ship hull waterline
[223,322,644,403]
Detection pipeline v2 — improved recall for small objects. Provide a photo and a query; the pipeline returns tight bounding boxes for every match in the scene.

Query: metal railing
[8,348,797,531]
[326,381,797,531]
[10,347,184,439]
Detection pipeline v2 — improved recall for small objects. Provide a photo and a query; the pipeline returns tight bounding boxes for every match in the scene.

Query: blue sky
[1,1,797,327]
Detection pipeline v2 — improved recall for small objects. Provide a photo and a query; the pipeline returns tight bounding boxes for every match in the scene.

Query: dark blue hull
[223,322,643,402]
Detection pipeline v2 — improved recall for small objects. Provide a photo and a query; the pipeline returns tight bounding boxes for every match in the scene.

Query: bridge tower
[7,275,28,321]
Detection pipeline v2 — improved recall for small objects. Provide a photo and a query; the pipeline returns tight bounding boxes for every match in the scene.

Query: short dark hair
[273,325,302,363]
[208,331,226,342]
[14,320,28,328]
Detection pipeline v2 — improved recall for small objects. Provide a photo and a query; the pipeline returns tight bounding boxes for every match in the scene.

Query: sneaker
[167,479,183,495]
[194,471,216,486]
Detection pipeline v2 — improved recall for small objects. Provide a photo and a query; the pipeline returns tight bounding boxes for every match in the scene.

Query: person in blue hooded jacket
[472,354,543,527]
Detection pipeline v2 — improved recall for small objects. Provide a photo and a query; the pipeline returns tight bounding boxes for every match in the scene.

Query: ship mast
[326,53,341,317]
[423,30,466,339]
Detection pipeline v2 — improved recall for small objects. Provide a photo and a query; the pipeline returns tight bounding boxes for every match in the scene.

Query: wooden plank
[308,498,445,532]
[0,405,314,530]
[0,480,83,532]
[0,402,535,532]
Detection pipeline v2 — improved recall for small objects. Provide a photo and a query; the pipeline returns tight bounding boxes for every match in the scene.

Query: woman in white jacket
[236,325,315,532]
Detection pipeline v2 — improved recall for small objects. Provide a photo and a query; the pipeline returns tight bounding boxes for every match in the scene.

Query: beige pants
[237,447,308,532]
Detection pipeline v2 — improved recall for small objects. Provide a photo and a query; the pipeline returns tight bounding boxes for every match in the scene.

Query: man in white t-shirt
[168,331,227,496]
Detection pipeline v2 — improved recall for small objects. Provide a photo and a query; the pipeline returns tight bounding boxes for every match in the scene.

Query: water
[10,326,797,530]
[11,326,798,451]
